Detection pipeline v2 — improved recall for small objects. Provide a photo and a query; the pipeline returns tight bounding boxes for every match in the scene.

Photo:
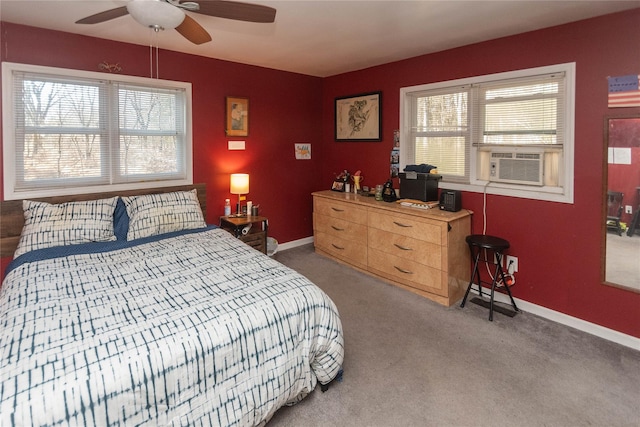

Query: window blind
[116,83,186,181]
[7,67,188,194]
[13,72,109,189]
[409,86,470,180]
[473,73,565,147]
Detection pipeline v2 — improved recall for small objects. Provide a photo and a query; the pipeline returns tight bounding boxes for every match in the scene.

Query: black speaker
[439,190,462,212]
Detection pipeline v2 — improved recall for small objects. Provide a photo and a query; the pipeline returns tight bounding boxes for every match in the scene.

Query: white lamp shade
[127,0,185,29]
[230,174,249,195]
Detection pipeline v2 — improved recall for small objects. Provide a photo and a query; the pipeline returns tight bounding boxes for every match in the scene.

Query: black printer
[399,171,442,202]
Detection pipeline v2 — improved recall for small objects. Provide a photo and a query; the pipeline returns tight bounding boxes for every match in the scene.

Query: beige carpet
[268,244,640,427]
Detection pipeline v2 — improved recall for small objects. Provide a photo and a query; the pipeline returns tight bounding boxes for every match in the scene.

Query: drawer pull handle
[331,207,345,212]
[394,266,414,274]
[331,225,344,231]
[394,243,413,251]
[393,221,412,228]
[331,243,345,250]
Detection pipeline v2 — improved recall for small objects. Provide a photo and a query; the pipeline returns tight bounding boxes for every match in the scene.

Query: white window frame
[400,63,575,204]
[2,62,193,200]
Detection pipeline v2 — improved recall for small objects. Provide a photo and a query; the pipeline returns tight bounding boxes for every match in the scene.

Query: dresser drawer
[315,231,367,268]
[368,209,443,245]
[314,197,368,225]
[368,227,441,270]
[368,248,445,296]
[314,213,367,243]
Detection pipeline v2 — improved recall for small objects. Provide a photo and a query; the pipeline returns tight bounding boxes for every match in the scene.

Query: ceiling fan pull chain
[147,27,162,79]
[149,40,153,79]
[148,29,154,79]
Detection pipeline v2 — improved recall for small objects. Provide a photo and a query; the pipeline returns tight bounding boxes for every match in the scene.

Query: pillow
[122,189,206,240]
[113,197,129,240]
[15,197,119,258]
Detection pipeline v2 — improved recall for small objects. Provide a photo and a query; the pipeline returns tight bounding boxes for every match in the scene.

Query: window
[2,62,192,200]
[400,63,575,203]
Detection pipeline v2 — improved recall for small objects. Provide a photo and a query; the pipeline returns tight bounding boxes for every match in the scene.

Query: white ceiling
[1,0,639,77]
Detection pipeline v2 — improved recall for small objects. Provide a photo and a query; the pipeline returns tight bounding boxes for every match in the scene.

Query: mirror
[602,115,640,291]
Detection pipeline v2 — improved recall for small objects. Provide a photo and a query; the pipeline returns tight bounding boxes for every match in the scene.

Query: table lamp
[230,173,249,216]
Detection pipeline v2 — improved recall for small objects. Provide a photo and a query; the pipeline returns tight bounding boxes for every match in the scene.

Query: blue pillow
[113,198,130,240]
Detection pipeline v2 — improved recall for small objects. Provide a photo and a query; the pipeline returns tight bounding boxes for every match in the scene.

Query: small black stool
[460,234,519,321]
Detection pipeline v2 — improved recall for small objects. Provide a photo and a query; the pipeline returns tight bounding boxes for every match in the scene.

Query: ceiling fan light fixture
[127,0,185,30]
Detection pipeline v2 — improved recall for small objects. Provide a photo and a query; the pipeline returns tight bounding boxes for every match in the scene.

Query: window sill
[441,180,573,204]
[5,178,193,201]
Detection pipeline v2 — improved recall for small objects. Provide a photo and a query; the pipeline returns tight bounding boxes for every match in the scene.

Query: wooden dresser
[312,190,471,306]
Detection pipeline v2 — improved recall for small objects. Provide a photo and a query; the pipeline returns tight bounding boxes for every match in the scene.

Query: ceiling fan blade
[75,6,129,24]
[176,15,212,45]
[186,0,276,23]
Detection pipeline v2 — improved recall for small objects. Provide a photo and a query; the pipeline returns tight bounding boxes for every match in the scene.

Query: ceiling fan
[75,0,277,45]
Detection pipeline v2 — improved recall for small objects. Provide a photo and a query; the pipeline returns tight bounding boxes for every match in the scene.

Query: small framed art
[226,96,249,136]
[335,91,382,141]
[294,143,311,159]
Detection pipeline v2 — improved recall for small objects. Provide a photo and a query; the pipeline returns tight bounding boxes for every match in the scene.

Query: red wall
[1,9,639,338]
[0,22,323,244]
[321,9,640,337]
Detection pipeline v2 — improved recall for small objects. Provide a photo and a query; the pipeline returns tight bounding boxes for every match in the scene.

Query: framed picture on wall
[226,96,249,136]
[335,91,382,141]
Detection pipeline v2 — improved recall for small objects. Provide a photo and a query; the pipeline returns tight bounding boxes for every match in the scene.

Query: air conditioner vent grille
[489,151,543,186]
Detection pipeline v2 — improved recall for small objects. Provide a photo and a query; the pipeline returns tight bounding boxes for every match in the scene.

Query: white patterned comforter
[0,228,344,426]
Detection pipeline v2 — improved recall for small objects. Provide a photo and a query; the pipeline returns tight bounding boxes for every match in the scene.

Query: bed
[0,184,344,426]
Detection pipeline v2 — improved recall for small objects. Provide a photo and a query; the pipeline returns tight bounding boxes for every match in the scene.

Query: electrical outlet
[506,255,518,273]
[626,205,633,214]
[493,253,503,267]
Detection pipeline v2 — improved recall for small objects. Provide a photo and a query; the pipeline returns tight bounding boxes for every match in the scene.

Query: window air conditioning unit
[488,150,543,186]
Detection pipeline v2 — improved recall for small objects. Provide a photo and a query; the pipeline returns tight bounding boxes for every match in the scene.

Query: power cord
[480,180,516,287]
[482,181,491,235]
[482,253,516,288]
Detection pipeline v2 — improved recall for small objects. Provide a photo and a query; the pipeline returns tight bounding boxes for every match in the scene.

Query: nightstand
[219,215,268,254]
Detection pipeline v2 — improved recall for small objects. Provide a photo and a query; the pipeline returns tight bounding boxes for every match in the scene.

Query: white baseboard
[276,236,314,252]
[278,237,640,351]
[476,287,640,351]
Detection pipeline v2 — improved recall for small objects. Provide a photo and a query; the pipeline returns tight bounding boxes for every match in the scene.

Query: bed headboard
[0,183,207,258]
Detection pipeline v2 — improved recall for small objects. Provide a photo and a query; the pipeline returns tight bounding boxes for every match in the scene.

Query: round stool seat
[465,234,510,251]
